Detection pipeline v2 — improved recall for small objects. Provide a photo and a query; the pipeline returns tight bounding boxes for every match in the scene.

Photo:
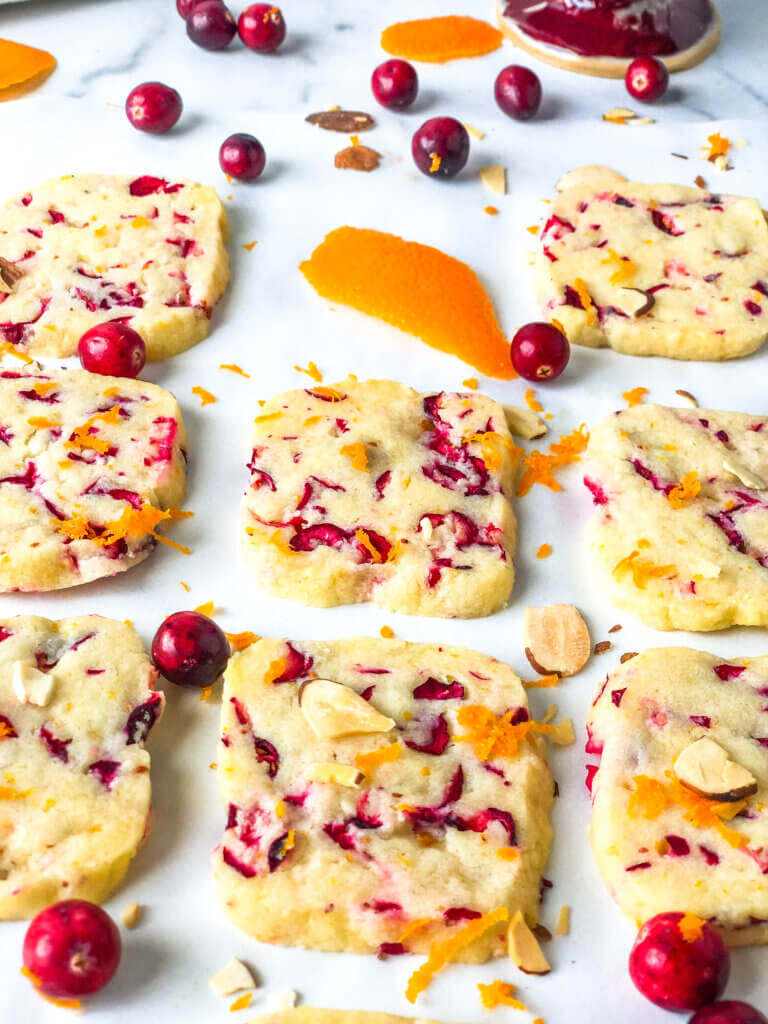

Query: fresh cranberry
[511,322,569,381]
[23,900,121,998]
[625,56,669,103]
[690,1003,768,1024]
[125,81,183,135]
[77,323,146,378]
[494,65,542,121]
[371,59,418,110]
[186,1,236,50]
[629,912,730,1012]
[151,611,229,689]
[238,4,286,53]
[219,133,266,182]
[176,0,206,17]
[411,117,469,180]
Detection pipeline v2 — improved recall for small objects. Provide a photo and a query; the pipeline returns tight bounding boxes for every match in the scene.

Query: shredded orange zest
[526,224,540,235]
[465,430,518,473]
[0,341,33,363]
[0,786,31,800]
[294,360,323,382]
[427,152,442,174]
[478,980,526,1010]
[525,388,543,412]
[229,992,252,1012]
[704,132,730,162]
[622,386,648,407]
[380,625,395,638]
[254,411,282,423]
[679,913,706,943]
[275,799,286,818]
[220,362,250,378]
[54,502,189,554]
[496,847,520,862]
[668,472,701,509]
[64,404,121,454]
[572,277,597,325]
[462,377,479,390]
[27,416,59,429]
[628,774,749,848]
[192,385,217,406]
[406,907,509,1002]
[536,543,552,559]
[602,248,636,285]
[194,600,215,616]
[309,385,344,402]
[243,240,258,251]
[0,720,14,738]
[523,674,559,688]
[551,317,566,335]
[381,16,502,62]
[264,658,287,685]
[300,227,516,379]
[225,630,260,651]
[0,40,56,96]
[199,685,213,702]
[355,528,384,562]
[21,966,81,1008]
[454,704,553,762]
[355,742,403,778]
[484,205,499,216]
[613,550,676,589]
[154,535,191,555]
[180,580,190,592]
[398,917,435,944]
[517,425,589,497]
[32,380,58,395]
[340,442,368,471]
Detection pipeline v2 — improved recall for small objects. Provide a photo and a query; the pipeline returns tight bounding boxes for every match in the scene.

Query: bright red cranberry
[125,81,183,135]
[494,65,542,121]
[411,118,469,180]
[629,912,730,1012]
[77,323,146,378]
[511,322,569,381]
[371,59,418,110]
[219,133,266,182]
[176,0,206,17]
[691,1003,768,1024]
[625,56,669,102]
[23,900,121,999]
[151,611,229,689]
[238,4,286,53]
[186,1,236,50]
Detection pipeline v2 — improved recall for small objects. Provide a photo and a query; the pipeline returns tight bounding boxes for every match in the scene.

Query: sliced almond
[120,902,142,929]
[674,737,758,802]
[334,145,380,172]
[555,905,570,936]
[714,154,730,171]
[523,604,591,677]
[299,678,395,739]
[480,165,506,196]
[627,116,655,126]
[694,559,721,580]
[12,661,54,707]
[555,165,627,193]
[0,257,22,294]
[304,762,363,787]
[209,958,257,997]
[268,989,297,1011]
[464,123,485,140]
[675,389,698,408]
[615,287,655,318]
[503,404,547,441]
[507,910,551,974]
[723,456,766,490]
[549,717,575,746]
[602,107,637,124]
[305,110,374,132]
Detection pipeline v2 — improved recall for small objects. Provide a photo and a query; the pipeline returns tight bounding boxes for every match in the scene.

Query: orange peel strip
[0,39,56,94]
[381,16,502,62]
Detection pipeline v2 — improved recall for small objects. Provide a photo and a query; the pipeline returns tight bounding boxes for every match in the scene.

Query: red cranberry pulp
[151,611,229,689]
[501,0,716,59]
[494,65,542,121]
[511,322,569,381]
[186,1,236,50]
[411,118,469,180]
[125,82,183,135]
[23,900,121,998]
[238,4,286,52]
[371,59,419,110]
[77,323,146,378]
[690,1004,768,1024]
[625,55,669,101]
[219,133,266,182]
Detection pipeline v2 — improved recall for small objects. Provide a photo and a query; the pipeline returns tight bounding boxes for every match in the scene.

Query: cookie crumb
[209,958,256,998]
[120,902,142,929]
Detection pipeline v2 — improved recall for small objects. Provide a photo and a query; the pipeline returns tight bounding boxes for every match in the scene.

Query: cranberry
[77,323,146,378]
[238,4,286,53]
[125,81,183,135]
[411,118,469,180]
[186,1,236,50]
[629,912,730,1012]
[371,59,418,110]
[511,322,569,381]
[494,65,542,121]
[690,1003,768,1024]
[219,133,266,182]
[151,611,229,689]
[176,0,206,17]
[23,900,121,998]
[625,56,669,103]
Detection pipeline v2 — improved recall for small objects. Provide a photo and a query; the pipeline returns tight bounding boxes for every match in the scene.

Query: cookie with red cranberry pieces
[0,615,163,918]
[0,174,230,360]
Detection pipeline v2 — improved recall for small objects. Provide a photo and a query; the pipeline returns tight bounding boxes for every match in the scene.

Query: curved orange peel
[381,16,502,62]
[0,40,56,98]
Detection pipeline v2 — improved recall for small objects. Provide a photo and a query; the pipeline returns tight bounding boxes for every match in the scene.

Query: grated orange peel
[381,16,502,63]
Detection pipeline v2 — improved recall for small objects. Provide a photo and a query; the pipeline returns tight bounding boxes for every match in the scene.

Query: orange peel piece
[0,40,56,98]
[300,226,515,379]
[381,16,502,63]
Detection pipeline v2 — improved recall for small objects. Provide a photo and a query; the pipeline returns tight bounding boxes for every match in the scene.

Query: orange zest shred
[572,277,597,325]
[406,907,509,1003]
[254,411,282,423]
[299,227,516,379]
[516,425,589,497]
[229,992,252,1012]
[28,416,59,429]
[294,360,323,382]
[225,630,260,651]
[179,581,190,592]
[243,240,258,251]
[398,917,435,944]
[32,380,58,395]
[192,385,217,407]
[668,471,701,509]
[21,966,80,1009]
[628,773,749,848]
[523,674,559,688]
[465,431,519,473]
[199,684,213,702]
[536,543,552,559]
[264,658,287,685]
[64,404,121,454]
[602,248,636,285]
[0,341,33,363]
[307,385,344,402]
[0,720,14,738]
[704,132,730,162]
[0,40,56,97]
[355,528,384,562]
[478,980,526,1010]
[154,535,191,555]
[220,363,250,378]
[194,600,215,616]
[340,442,368,471]
[613,550,676,589]
[381,16,502,63]
[679,913,706,943]
[622,386,648,407]
[380,625,395,639]
[355,741,403,778]
[484,205,499,216]
[454,704,553,762]
[496,847,520,861]
[53,502,190,553]
[462,377,479,390]
[525,388,543,412]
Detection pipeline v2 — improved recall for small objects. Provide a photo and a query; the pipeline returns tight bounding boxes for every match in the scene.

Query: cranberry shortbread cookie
[585,402,768,631]
[0,615,163,918]
[0,365,187,592]
[0,174,230,359]
[588,647,768,947]
[241,379,517,618]
[251,1013,452,1024]
[213,637,553,960]
[534,167,768,360]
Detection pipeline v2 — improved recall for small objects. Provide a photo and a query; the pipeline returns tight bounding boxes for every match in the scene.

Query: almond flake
[503,404,547,440]
[675,389,698,408]
[305,110,374,132]
[674,737,757,802]
[304,762,363,787]
[627,116,655,126]
[267,989,297,1012]
[12,661,54,707]
[555,905,570,936]
[556,165,627,193]
[507,910,551,974]
[616,287,655,318]
[299,678,395,739]
[209,958,257,997]
[602,107,637,124]
[480,165,506,196]
[714,154,730,171]
[524,604,591,677]
[464,123,485,140]
[549,717,575,746]
[594,641,612,655]
[120,902,142,929]
[334,145,380,172]
[722,456,766,490]
[0,256,22,294]
[620,651,638,663]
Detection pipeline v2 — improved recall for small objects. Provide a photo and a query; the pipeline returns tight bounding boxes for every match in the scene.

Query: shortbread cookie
[0,615,163,918]
[213,637,553,960]
[241,379,517,618]
[0,174,230,359]
[533,169,768,359]
[588,647,768,947]
[0,365,187,592]
[251,1012,452,1024]
[585,402,768,631]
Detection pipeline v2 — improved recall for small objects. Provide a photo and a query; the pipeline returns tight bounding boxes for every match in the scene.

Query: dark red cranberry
[629,912,730,1012]
[77,323,146,378]
[125,82,183,135]
[151,611,229,689]
[219,133,266,182]
[494,65,542,121]
[23,900,121,998]
[625,56,669,103]
[511,322,569,381]
[690,1003,768,1024]
[238,4,286,53]
[176,0,206,17]
[371,59,418,110]
[186,1,236,50]
[411,117,469,180]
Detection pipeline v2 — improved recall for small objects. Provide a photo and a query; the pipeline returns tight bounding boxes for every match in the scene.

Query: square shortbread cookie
[0,174,230,360]
[585,402,768,631]
[588,647,768,947]
[534,173,768,360]
[213,637,553,961]
[0,615,163,918]
[0,364,187,592]
[241,379,517,618]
